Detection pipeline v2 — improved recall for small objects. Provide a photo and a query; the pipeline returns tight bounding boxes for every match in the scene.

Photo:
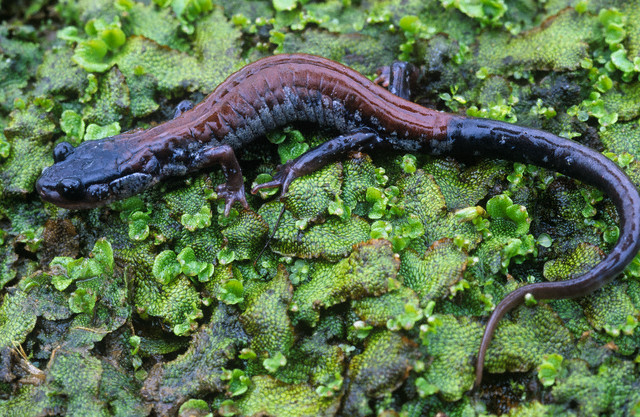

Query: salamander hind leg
[173,100,194,118]
[250,128,386,265]
[374,61,420,100]
[251,128,385,199]
[193,144,248,216]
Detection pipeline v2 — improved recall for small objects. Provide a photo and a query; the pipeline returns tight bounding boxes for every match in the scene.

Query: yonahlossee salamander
[36,53,640,387]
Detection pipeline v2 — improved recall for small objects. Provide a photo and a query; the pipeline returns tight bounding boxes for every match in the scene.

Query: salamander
[36,53,640,387]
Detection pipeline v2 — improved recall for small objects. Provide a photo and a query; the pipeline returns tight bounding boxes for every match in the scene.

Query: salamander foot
[217,182,249,216]
[250,160,296,199]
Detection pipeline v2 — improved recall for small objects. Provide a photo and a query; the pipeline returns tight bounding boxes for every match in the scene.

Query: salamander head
[36,139,155,209]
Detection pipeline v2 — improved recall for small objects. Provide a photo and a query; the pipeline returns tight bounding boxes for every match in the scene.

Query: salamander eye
[56,178,84,200]
[53,142,75,163]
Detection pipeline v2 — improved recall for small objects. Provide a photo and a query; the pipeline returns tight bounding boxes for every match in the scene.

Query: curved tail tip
[473,363,484,389]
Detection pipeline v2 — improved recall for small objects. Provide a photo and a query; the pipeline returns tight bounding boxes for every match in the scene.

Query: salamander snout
[36,173,87,207]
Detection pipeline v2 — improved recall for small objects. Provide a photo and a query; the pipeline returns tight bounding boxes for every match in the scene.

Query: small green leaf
[575,0,588,13]
[594,74,613,93]
[486,194,512,218]
[129,335,141,354]
[603,226,620,244]
[85,122,121,140]
[273,0,297,11]
[69,288,97,314]
[253,173,278,198]
[238,348,257,360]
[58,26,83,42]
[152,250,181,285]
[370,220,392,239]
[51,274,74,291]
[217,247,236,265]
[73,39,110,72]
[315,373,343,397]
[128,211,150,241]
[181,204,212,231]
[266,131,286,145]
[611,49,634,73]
[60,110,85,141]
[91,239,114,274]
[400,154,417,173]
[101,27,126,50]
[263,352,287,373]
[387,303,423,331]
[278,141,309,164]
[399,15,421,34]
[415,377,439,397]
[538,353,563,387]
[218,400,237,417]
[197,263,214,282]
[177,247,199,274]
[222,368,251,396]
[537,233,553,248]
[218,279,244,305]
[353,320,373,339]
[177,247,213,281]
[289,259,309,285]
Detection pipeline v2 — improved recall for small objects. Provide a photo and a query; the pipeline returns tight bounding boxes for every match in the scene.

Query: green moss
[281,30,401,74]
[600,121,640,158]
[221,210,269,261]
[35,48,88,98]
[282,163,342,220]
[82,66,131,125]
[4,0,640,414]
[0,26,42,115]
[552,357,640,416]
[236,375,339,417]
[0,385,65,417]
[341,153,377,211]
[3,344,149,416]
[0,243,18,290]
[544,241,603,277]
[0,273,70,349]
[0,102,56,196]
[506,401,557,417]
[0,285,38,349]
[486,304,574,375]
[343,330,416,416]
[115,8,241,96]
[121,0,189,51]
[603,81,640,122]
[352,286,421,327]
[581,283,639,337]
[400,239,467,304]
[259,201,371,261]
[625,0,640,58]
[136,274,202,333]
[420,314,482,400]
[293,239,400,326]
[140,307,243,414]
[240,265,294,360]
[477,9,596,73]
[423,158,508,210]
[48,351,110,415]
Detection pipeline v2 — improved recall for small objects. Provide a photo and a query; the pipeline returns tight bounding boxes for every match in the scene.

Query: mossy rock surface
[2,0,640,416]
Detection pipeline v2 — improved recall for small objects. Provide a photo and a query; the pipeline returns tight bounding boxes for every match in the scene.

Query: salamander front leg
[193,144,248,216]
[251,127,384,198]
